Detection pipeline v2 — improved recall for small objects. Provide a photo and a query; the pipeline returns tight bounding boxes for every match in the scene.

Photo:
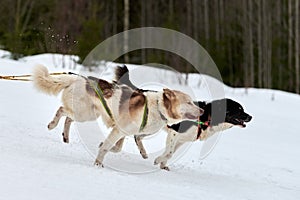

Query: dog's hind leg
[134,135,148,159]
[110,137,125,153]
[94,127,124,167]
[62,117,73,143]
[48,106,65,130]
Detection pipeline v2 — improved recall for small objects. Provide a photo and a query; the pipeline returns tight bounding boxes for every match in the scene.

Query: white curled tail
[32,65,77,95]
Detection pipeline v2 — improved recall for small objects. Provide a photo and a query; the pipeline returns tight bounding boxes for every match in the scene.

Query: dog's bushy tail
[114,65,137,89]
[32,65,77,95]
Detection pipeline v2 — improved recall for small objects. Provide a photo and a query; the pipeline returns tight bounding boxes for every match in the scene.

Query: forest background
[0,0,299,93]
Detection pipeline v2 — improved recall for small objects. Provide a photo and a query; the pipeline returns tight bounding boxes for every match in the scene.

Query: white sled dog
[32,65,202,167]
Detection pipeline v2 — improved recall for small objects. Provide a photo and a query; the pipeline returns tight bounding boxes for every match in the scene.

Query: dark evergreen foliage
[0,0,299,93]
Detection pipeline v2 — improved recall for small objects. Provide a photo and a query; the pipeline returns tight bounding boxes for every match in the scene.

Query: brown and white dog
[114,66,252,170]
[32,65,202,167]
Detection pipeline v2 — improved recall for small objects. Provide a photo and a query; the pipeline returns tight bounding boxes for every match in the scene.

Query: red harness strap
[196,118,210,140]
[196,117,202,140]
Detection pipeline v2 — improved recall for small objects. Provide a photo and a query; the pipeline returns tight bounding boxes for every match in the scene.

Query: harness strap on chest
[90,79,148,132]
[139,97,148,132]
[89,80,114,120]
[196,117,202,140]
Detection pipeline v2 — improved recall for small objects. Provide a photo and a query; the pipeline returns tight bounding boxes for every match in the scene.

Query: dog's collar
[196,121,210,126]
[196,118,210,140]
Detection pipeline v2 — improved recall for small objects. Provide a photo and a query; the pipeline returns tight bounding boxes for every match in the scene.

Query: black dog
[169,98,252,137]
[154,98,252,170]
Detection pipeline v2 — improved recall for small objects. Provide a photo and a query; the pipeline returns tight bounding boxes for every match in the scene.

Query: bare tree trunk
[257,0,263,87]
[124,0,129,63]
[13,0,34,55]
[262,0,272,89]
[215,0,220,43]
[219,0,225,54]
[192,0,198,41]
[288,0,293,90]
[295,0,299,94]
[224,1,233,84]
[204,0,210,48]
[146,0,152,62]
[104,3,110,39]
[248,0,254,87]
[185,0,192,85]
[276,0,283,89]
[169,0,174,21]
[15,0,21,34]
[113,0,117,35]
[141,0,146,63]
[262,0,266,87]
[187,0,192,38]
[243,0,249,88]
[113,0,118,57]
[267,7,272,89]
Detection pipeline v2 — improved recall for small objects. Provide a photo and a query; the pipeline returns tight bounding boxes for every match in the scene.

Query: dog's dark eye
[187,102,193,105]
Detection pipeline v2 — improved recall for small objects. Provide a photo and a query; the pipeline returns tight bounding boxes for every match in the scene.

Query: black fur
[167,121,197,133]
[114,65,156,93]
[115,65,138,90]
[168,98,252,133]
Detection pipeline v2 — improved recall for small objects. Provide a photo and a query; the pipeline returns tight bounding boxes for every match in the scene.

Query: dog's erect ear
[163,88,176,100]
[163,88,175,110]
[115,65,129,82]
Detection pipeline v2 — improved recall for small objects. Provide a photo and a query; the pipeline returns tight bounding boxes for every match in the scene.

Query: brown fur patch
[163,90,180,119]
[86,76,114,98]
[119,87,146,118]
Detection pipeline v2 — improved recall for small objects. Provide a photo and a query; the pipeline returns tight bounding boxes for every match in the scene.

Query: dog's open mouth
[236,119,246,128]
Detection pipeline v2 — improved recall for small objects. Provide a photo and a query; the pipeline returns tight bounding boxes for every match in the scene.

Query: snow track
[0,51,299,199]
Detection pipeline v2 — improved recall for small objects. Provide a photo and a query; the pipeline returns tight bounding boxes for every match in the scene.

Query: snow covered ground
[0,51,299,200]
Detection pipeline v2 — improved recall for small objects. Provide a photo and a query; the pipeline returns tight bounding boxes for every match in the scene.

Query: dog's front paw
[94,160,104,168]
[199,133,208,141]
[160,165,170,171]
[47,121,56,130]
[141,152,148,159]
[62,133,69,143]
[154,157,161,165]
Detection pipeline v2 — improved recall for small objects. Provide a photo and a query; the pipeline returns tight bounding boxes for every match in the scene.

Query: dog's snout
[245,115,252,122]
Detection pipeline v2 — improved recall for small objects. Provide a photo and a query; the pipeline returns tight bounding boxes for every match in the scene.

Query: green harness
[139,97,148,132]
[89,80,114,120]
[89,79,148,132]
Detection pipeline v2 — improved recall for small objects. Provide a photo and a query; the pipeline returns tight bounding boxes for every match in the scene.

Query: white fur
[33,65,77,96]
[154,123,233,170]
